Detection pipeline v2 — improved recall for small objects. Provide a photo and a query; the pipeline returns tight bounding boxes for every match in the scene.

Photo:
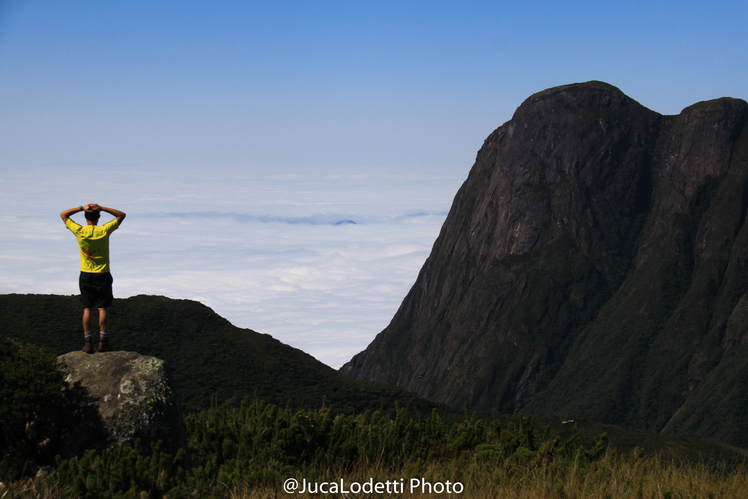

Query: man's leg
[82,308,95,353]
[80,272,97,353]
[83,307,94,332]
[98,308,111,352]
[98,308,108,333]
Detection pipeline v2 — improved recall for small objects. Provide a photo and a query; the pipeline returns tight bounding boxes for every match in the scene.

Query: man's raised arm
[60,204,126,225]
[60,204,94,223]
[95,204,126,225]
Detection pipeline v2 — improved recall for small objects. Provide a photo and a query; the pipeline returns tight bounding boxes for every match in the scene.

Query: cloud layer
[0,165,462,368]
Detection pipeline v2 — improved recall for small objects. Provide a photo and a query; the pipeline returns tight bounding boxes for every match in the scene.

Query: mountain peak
[342,82,748,448]
[519,81,631,110]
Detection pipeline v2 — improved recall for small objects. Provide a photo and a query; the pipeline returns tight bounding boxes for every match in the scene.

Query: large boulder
[57,351,188,457]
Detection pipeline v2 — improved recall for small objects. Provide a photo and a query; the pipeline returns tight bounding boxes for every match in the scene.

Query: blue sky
[3,1,745,174]
[1,1,746,367]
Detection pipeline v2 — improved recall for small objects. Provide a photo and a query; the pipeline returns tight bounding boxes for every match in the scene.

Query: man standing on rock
[60,203,126,353]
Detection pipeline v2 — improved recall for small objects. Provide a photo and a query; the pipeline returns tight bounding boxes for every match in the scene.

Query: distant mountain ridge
[341,81,748,448]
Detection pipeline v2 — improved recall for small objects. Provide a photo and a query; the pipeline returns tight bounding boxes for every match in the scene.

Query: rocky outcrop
[342,81,748,447]
[57,351,188,456]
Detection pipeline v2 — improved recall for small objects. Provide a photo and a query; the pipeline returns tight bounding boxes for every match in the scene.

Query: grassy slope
[1,293,745,465]
[0,293,442,416]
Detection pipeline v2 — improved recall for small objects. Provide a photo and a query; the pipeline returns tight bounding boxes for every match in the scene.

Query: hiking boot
[98,337,111,353]
[82,339,94,354]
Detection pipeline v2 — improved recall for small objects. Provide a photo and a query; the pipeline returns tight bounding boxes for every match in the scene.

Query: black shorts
[79,272,114,309]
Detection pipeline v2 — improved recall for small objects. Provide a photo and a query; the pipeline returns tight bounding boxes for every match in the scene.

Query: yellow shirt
[65,218,120,273]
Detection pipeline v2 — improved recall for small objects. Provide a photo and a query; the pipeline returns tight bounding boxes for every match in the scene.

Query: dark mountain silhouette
[0,293,444,416]
[341,81,748,448]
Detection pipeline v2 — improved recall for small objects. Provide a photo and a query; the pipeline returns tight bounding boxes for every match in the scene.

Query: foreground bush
[0,337,66,478]
[2,398,747,498]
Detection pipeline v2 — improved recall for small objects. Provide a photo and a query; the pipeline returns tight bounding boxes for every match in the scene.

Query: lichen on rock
[57,350,188,457]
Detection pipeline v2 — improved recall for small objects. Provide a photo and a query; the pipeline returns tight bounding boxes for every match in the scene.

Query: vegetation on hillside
[3,398,748,498]
[0,337,66,478]
[3,293,747,463]
[0,293,449,416]
[2,326,747,498]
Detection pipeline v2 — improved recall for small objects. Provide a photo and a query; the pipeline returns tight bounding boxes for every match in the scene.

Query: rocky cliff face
[342,81,748,447]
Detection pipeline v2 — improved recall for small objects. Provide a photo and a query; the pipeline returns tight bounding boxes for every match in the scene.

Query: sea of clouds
[0,165,466,368]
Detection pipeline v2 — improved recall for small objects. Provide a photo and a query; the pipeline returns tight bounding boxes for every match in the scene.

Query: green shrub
[0,336,66,478]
